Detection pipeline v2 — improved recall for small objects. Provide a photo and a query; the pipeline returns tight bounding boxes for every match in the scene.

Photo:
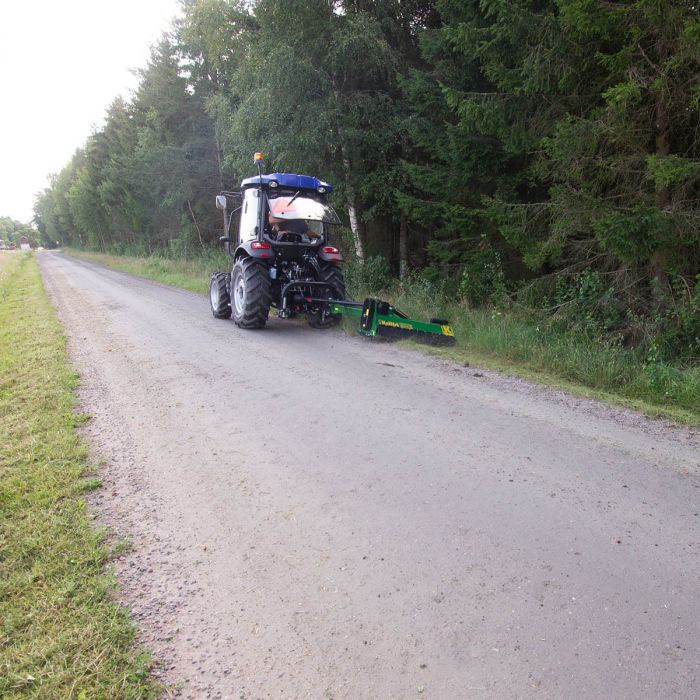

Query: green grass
[0,252,159,699]
[62,248,700,425]
[65,247,229,295]
[383,281,700,424]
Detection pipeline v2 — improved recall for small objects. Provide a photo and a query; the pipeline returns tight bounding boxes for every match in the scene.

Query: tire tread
[210,272,231,319]
[232,258,271,329]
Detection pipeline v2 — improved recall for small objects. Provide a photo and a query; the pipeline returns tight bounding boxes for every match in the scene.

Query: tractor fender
[234,242,273,262]
[318,247,343,263]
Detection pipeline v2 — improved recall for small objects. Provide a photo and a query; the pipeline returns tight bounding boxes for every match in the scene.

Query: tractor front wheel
[231,257,271,329]
[210,272,231,319]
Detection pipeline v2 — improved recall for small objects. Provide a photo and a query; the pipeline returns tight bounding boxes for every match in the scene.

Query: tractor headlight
[317,186,326,193]
[269,180,278,188]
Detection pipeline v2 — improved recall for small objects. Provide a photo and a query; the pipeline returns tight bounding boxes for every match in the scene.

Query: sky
[1,0,184,224]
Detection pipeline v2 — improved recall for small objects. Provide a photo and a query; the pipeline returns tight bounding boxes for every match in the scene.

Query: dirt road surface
[39,251,699,699]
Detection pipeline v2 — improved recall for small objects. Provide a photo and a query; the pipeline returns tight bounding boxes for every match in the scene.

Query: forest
[33,0,700,365]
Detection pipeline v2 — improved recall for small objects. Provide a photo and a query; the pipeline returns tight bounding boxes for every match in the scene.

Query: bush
[344,255,393,296]
[457,246,508,308]
[652,275,700,363]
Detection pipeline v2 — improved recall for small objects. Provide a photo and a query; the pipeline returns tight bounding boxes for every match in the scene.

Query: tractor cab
[265,189,339,244]
[210,153,346,329]
[235,173,340,253]
[216,172,342,261]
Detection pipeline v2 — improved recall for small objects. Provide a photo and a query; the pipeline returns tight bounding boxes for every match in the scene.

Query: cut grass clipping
[0,252,158,699]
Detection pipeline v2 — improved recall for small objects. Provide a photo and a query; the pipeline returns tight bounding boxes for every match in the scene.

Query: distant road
[40,251,700,699]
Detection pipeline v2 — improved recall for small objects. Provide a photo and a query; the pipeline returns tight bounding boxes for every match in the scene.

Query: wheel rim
[210,280,219,308]
[233,271,246,315]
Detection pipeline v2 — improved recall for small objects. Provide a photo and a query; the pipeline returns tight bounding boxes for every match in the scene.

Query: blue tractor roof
[240,172,333,193]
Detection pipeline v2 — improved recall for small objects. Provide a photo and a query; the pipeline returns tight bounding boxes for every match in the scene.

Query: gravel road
[39,251,699,699]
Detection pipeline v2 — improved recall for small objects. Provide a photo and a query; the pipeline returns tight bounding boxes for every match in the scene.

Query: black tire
[321,263,346,299]
[230,257,271,329]
[210,272,231,319]
[306,264,346,329]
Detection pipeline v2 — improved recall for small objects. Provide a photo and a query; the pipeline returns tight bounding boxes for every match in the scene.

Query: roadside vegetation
[65,247,700,424]
[0,252,158,699]
[33,1,698,425]
[66,246,229,295]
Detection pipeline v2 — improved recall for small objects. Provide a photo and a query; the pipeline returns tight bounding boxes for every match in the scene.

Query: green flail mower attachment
[326,297,456,346]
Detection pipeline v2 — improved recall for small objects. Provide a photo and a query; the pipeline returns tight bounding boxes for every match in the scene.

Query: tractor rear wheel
[210,272,231,319]
[307,264,345,329]
[321,263,346,299]
[231,257,271,329]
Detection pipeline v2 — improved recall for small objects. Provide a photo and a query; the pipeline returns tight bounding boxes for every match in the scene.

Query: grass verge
[65,247,228,295]
[0,252,159,699]
[385,282,700,425]
[62,248,699,425]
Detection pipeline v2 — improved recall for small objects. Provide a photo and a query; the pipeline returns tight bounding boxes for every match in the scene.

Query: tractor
[209,153,345,329]
[210,153,456,345]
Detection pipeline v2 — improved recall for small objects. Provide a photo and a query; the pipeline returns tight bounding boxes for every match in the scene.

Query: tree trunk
[187,199,206,250]
[347,201,364,261]
[340,145,365,260]
[651,96,670,297]
[214,132,224,193]
[399,213,408,279]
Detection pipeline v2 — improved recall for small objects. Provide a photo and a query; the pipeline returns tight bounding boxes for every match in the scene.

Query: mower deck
[320,297,456,346]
